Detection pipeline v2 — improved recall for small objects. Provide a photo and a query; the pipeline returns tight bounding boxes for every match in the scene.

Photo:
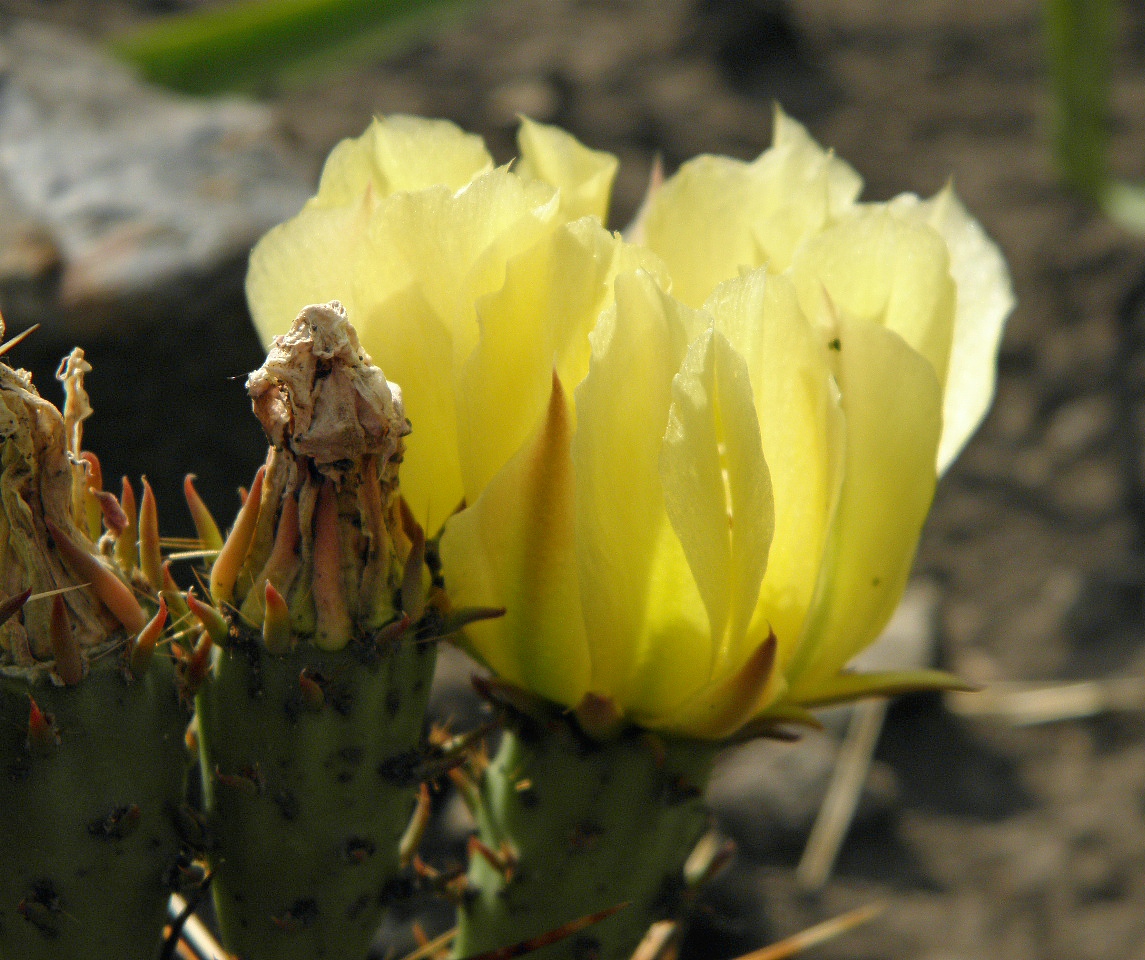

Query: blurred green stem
[112,0,475,95]
[1043,0,1145,232]
[1044,0,1113,201]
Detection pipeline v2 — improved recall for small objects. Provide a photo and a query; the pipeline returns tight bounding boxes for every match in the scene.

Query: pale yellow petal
[770,106,862,218]
[645,633,777,739]
[703,269,844,674]
[314,115,492,207]
[439,374,590,708]
[516,116,619,223]
[246,195,376,343]
[786,318,942,700]
[791,208,957,387]
[572,270,704,705]
[354,285,463,537]
[366,169,559,363]
[642,111,862,307]
[888,185,1015,472]
[660,326,773,672]
[456,219,657,504]
[641,154,763,308]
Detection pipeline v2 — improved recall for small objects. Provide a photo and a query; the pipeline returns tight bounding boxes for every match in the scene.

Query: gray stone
[0,21,313,330]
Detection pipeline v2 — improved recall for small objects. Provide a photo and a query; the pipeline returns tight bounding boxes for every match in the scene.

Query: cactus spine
[194,302,441,960]
[453,694,717,960]
[0,346,187,960]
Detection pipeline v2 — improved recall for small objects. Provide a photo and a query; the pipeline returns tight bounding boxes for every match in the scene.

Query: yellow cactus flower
[247,112,1012,739]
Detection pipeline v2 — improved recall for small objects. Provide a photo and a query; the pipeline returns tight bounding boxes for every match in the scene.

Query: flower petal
[572,270,705,709]
[642,108,861,307]
[366,169,559,362]
[648,632,777,739]
[456,219,660,504]
[792,208,957,388]
[703,269,844,676]
[314,115,492,206]
[660,326,773,672]
[786,317,942,701]
[516,117,619,223]
[888,185,1015,472]
[247,194,377,342]
[356,285,462,536]
[439,373,589,707]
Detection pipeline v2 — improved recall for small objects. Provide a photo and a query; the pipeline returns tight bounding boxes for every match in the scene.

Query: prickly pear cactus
[0,347,187,960]
[194,302,444,960]
[453,692,717,960]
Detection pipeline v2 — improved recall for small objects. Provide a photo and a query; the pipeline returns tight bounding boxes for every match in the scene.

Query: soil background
[4,1,1145,959]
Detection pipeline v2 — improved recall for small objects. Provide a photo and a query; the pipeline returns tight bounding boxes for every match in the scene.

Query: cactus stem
[210,464,266,606]
[138,477,164,592]
[187,592,230,647]
[262,581,293,654]
[46,519,148,634]
[117,477,139,575]
[128,597,168,677]
[184,475,225,553]
[25,695,60,756]
[48,594,85,686]
[399,782,432,868]
[312,479,352,651]
[454,717,717,960]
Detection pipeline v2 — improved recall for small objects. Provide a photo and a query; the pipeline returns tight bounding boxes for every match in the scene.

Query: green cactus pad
[454,711,717,960]
[0,651,188,960]
[196,620,436,960]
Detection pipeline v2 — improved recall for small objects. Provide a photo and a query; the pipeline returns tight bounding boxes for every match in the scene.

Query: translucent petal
[246,195,377,342]
[703,270,844,676]
[770,106,862,218]
[785,317,942,700]
[791,208,957,387]
[516,117,619,223]
[439,375,590,708]
[888,186,1015,472]
[456,219,661,504]
[642,109,862,308]
[641,154,761,307]
[354,285,463,537]
[572,270,704,706]
[314,115,492,207]
[366,170,558,362]
[660,327,773,673]
[647,633,777,739]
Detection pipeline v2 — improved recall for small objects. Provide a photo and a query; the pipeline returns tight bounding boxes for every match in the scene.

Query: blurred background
[1,1,1144,957]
